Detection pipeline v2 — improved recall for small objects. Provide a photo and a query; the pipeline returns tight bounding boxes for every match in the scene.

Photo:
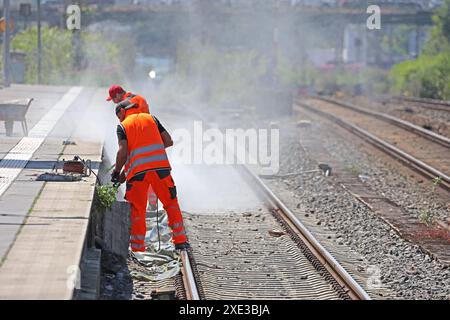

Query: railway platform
[0,85,109,299]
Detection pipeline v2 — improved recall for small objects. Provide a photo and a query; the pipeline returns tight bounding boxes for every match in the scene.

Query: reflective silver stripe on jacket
[130,235,146,241]
[128,143,165,161]
[171,222,184,230]
[126,154,169,175]
[172,230,186,238]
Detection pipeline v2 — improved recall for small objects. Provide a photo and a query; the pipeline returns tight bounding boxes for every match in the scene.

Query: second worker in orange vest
[111,102,189,252]
[107,84,158,211]
[107,84,150,115]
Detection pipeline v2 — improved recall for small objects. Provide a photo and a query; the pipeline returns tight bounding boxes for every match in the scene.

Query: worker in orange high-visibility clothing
[106,84,149,114]
[107,85,158,210]
[111,101,189,252]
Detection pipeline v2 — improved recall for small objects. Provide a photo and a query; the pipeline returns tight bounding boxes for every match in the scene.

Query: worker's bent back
[121,113,171,180]
[124,92,149,117]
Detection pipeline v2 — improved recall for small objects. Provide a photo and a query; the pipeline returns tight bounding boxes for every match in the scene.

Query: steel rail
[311,95,450,148]
[179,249,200,300]
[177,105,370,300]
[393,95,450,109]
[297,101,450,192]
[237,164,371,300]
[179,162,371,300]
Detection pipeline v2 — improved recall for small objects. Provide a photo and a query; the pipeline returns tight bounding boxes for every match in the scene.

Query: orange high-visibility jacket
[123,92,150,117]
[121,113,171,180]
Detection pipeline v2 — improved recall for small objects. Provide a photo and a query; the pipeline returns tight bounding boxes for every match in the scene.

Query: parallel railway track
[297,96,450,192]
[168,96,450,300]
[176,164,371,300]
[392,96,450,113]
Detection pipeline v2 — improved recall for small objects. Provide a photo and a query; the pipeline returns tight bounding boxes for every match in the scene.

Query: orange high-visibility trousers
[125,170,187,252]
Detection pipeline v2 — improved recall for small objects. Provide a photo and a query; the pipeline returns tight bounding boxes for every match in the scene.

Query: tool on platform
[37,155,93,181]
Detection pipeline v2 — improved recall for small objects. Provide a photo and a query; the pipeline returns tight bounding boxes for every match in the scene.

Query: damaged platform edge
[101,201,131,260]
[74,201,130,300]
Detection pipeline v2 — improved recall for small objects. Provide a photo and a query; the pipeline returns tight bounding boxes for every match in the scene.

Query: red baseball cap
[106,85,125,101]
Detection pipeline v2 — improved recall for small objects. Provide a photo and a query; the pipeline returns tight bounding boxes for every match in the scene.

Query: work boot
[175,242,190,251]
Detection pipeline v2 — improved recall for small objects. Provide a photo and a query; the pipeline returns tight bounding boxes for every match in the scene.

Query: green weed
[94,184,118,213]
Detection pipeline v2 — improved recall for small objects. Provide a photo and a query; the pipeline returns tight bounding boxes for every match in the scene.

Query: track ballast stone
[270,116,450,299]
[215,108,449,300]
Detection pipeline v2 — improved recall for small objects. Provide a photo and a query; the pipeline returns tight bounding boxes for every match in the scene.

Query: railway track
[297,96,450,192]
[175,164,371,300]
[392,96,450,113]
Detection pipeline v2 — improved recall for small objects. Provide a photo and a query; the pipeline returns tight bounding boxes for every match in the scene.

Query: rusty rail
[297,101,450,192]
[312,95,450,148]
[179,249,200,300]
[392,96,450,112]
[237,164,371,300]
[177,106,371,300]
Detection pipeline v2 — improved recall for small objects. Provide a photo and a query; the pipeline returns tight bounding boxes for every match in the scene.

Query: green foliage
[175,41,267,107]
[389,0,450,99]
[389,52,450,99]
[381,25,416,57]
[426,0,450,53]
[419,209,435,226]
[9,26,135,86]
[93,184,118,213]
[418,177,443,226]
[11,27,74,84]
[432,176,443,191]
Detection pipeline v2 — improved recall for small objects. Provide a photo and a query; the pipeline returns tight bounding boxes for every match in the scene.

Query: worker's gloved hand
[119,171,126,184]
[111,170,120,186]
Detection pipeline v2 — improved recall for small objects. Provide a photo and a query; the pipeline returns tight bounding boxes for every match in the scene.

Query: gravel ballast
[212,106,450,300]
[346,95,450,139]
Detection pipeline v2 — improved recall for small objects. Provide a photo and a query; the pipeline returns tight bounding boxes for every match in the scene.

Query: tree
[9,26,135,86]
[12,26,73,84]
[389,0,450,99]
